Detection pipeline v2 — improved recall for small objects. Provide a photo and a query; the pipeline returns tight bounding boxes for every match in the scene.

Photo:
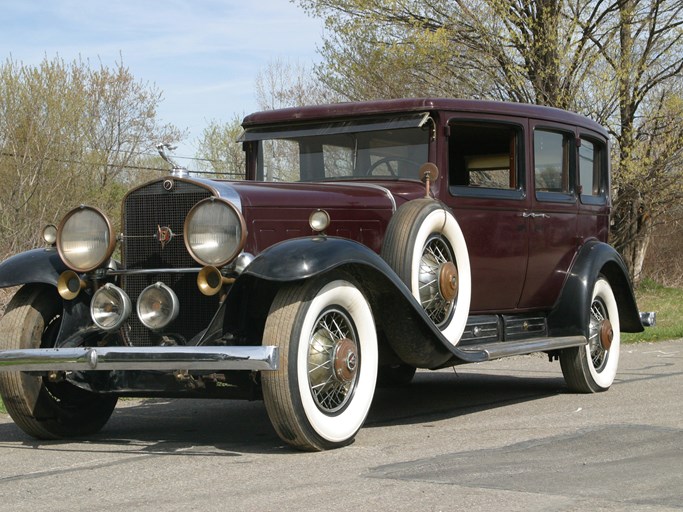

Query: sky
[0,0,324,166]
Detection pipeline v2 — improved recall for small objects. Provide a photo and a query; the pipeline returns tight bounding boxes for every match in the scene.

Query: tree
[0,56,181,260]
[195,115,246,178]
[195,59,338,178]
[298,0,683,281]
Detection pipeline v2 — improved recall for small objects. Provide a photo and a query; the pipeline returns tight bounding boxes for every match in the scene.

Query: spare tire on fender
[381,198,471,346]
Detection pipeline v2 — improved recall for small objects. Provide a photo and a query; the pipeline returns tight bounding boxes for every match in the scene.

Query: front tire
[0,285,118,439]
[262,277,378,451]
[560,277,621,393]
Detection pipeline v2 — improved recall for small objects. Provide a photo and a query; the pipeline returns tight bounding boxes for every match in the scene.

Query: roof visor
[239,113,431,142]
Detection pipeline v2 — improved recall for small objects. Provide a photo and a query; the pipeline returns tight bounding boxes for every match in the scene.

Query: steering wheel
[365,157,420,177]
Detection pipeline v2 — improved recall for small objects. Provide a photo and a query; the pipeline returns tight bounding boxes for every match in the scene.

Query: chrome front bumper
[0,346,279,372]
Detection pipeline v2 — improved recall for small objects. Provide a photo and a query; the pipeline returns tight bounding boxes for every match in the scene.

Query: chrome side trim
[459,335,586,361]
[106,268,201,276]
[0,346,279,372]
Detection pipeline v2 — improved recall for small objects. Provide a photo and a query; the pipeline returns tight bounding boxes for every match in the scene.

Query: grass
[622,279,683,343]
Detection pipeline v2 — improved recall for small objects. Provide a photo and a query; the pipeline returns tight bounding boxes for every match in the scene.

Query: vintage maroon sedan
[0,99,649,450]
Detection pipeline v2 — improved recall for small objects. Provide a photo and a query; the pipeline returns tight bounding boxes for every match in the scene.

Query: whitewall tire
[381,199,471,346]
[262,277,378,451]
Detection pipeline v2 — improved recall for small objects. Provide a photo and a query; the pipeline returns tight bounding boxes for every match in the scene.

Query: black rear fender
[548,241,643,336]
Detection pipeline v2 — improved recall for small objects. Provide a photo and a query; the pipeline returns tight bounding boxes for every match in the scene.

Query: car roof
[241,98,607,136]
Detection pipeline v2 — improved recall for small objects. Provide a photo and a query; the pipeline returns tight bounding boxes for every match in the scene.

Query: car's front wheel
[0,285,118,439]
[262,276,378,451]
[560,277,621,392]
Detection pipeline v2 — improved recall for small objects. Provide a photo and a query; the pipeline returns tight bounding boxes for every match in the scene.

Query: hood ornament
[157,142,190,178]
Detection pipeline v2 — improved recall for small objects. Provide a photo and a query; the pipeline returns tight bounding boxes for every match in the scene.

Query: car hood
[223,180,426,254]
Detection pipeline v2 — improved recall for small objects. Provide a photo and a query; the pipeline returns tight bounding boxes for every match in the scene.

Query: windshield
[254,125,430,182]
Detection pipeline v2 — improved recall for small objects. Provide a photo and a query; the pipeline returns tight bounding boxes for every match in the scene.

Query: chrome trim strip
[460,335,586,361]
[106,268,202,276]
[0,346,279,372]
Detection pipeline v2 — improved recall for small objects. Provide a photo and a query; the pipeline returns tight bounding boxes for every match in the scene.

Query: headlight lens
[57,206,115,272]
[184,198,246,267]
[137,282,179,331]
[91,284,132,331]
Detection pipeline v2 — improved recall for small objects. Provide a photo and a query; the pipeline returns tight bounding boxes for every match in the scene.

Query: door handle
[522,212,550,219]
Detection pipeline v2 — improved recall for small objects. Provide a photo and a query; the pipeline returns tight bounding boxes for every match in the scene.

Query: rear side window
[534,131,569,192]
[533,129,575,202]
[578,137,607,204]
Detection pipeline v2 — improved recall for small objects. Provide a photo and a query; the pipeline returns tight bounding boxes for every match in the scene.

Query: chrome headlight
[137,282,179,331]
[91,284,131,331]
[184,197,246,267]
[57,206,115,272]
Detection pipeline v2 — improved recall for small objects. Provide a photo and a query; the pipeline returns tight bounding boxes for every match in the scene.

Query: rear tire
[0,285,117,439]
[262,277,378,451]
[560,277,620,393]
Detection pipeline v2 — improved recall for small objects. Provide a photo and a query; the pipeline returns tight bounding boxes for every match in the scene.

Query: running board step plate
[459,335,587,360]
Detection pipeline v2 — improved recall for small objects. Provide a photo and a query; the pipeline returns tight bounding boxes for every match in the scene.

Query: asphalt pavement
[0,339,681,511]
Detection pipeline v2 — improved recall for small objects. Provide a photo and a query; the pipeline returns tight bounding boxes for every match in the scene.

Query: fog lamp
[137,282,179,331]
[42,224,58,245]
[91,283,132,331]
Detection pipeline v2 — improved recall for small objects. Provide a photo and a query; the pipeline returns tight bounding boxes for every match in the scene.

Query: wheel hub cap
[439,261,459,302]
[599,319,613,351]
[333,338,358,383]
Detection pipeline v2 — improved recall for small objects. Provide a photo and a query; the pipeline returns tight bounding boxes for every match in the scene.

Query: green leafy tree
[195,115,246,178]
[0,56,182,260]
[298,0,683,281]
[195,59,339,179]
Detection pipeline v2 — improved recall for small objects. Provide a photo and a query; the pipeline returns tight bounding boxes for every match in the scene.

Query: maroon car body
[0,99,645,451]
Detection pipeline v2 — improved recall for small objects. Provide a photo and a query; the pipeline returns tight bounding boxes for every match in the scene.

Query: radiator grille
[122,180,218,346]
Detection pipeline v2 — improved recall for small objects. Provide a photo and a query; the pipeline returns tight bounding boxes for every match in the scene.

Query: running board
[0,346,279,372]
[458,335,587,361]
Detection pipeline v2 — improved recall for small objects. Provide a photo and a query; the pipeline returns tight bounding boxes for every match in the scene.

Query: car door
[443,117,530,313]
[518,121,579,309]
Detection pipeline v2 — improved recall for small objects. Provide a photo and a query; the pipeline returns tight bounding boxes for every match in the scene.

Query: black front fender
[0,248,67,288]
[548,241,643,336]
[223,237,486,368]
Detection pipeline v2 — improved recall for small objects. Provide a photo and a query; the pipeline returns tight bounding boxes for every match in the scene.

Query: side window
[579,137,607,203]
[534,130,571,193]
[449,122,522,197]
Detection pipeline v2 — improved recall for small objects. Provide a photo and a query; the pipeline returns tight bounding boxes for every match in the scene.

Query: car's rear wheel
[262,277,378,451]
[381,198,471,346]
[0,285,118,439]
[560,277,621,393]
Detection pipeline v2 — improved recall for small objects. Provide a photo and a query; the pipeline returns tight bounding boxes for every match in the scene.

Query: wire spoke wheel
[307,309,359,413]
[560,277,620,393]
[381,198,471,346]
[262,277,377,451]
[588,300,608,371]
[418,235,456,327]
